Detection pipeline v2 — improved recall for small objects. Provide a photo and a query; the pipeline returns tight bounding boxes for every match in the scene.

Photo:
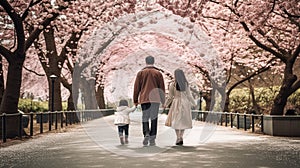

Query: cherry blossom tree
[156,1,271,112]
[0,0,78,138]
[205,0,299,115]
[158,0,300,115]
[0,0,137,137]
[30,0,137,111]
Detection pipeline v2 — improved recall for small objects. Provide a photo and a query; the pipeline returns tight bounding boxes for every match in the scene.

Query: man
[133,56,165,146]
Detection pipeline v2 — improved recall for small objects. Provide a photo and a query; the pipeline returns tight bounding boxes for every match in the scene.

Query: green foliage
[18,99,68,112]
[18,99,48,113]
[229,86,300,113]
[62,101,68,111]
[287,89,300,109]
[229,89,250,112]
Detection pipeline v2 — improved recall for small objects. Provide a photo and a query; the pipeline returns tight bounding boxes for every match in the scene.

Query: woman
[165,69,196,145]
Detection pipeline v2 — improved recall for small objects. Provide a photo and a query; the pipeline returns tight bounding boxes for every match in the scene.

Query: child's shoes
[120,136,125,145]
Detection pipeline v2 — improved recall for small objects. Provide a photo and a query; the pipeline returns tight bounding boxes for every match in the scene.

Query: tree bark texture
[0,58,24,138]
[96,85,105,109]
[271,61,297,115]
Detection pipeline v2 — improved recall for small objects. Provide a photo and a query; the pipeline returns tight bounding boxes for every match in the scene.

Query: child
[114,99,136,145]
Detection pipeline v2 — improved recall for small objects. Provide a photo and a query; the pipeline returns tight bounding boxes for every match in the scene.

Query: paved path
[1,112,300,168]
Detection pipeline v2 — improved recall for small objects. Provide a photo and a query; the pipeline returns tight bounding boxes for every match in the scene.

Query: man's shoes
[143,135,150,146]
[149,140,156,146]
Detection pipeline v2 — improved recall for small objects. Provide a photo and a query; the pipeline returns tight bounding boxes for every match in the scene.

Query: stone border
[263,115,300,137]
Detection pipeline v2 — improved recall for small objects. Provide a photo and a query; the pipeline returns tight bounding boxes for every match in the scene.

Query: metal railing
[1,109,114,143]
[192,110,264,133]
[1,109,265,143]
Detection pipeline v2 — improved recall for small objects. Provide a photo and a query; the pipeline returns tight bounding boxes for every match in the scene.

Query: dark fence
[192,110,264,133]
[1,109,114,143]
[2,109,265,143]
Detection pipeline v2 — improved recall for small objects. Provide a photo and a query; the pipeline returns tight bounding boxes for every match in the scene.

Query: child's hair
[119,99,128,106]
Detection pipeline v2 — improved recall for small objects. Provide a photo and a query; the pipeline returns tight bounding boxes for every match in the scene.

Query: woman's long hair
[174,69,188,91]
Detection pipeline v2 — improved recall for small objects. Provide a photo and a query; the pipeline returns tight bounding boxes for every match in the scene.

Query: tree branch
[60,76,72,91]
[0,45,13,61]
[33,40,49,74]
[0,0,25,57]
[292,43,300,61]
[23,65,45,76]
[25,0,74,51]
[21,0,42,21]
[256,27,289,56]
[240,22,287,62]
[58,30,83,63]
[227,57,277,94]
[215,0,288,63]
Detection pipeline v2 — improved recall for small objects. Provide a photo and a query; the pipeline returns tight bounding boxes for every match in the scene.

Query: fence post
[230,112,233,128]
[199,111,201,121]
[19,112,23,139]
[55,111,58,130]
[243,113,247,131]
[237,113,240,129]
[40,113,43,134]
[251,114,255,132]
[70,112,73,125]
[2,113,6,143]
[261,114,264,133]
[78,111,81,123]
[65,112,68,127]
[225,112,228,127]
[81,111,84,122]
[72,112,75,124]
[75,111,78,123]
[30,112,33,136]
[220,113,223,126]
[61,112,64,129]
[49,112,52,131]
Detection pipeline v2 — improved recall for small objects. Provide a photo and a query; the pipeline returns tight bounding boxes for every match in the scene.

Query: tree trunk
[48,76,62,112]
[270,62,296,115]
[210,88,217,111]
[96,85,105,109]
[270,72,297,115]
[203,93,211,111]
[67,92,79,122]
[81,78,98,109]
[0,56,4,105]
[35,27,64,113]
[219,87,226,112]
[72,64,82,110]
[248,80,260,113]
[67,92,75,111]
[202,91,211,121]
[0,58,25,138]
[224,93,230,112]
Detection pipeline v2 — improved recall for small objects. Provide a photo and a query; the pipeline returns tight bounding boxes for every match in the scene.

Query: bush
[18,99,69,112]
[229,87,300,114]
[18,99,48,113]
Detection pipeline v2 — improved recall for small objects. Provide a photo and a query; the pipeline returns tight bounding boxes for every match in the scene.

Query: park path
[1,111,300,168]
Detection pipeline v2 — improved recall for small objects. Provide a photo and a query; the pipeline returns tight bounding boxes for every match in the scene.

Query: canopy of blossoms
[75,6,226,107]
